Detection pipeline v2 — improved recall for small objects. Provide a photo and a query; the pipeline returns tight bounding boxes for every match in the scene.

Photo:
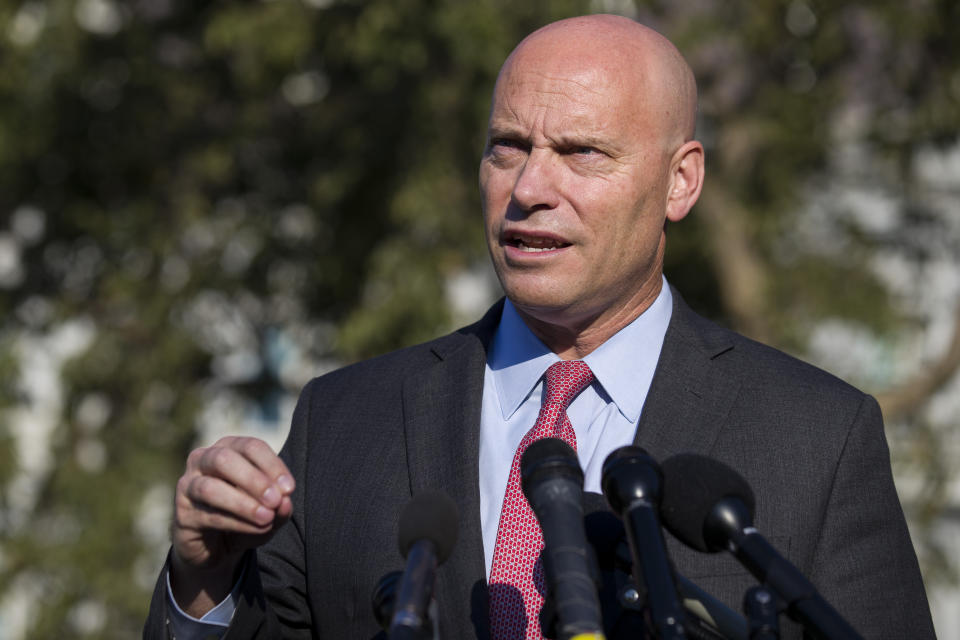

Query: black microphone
[520,438,606,640]
[389,491,459,640]
[372,570,403,631]
[583,492,748,640]
[601,446,688,639]
[659,453,863,640]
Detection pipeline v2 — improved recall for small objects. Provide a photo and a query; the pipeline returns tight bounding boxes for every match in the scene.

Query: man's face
[480,50,676,332]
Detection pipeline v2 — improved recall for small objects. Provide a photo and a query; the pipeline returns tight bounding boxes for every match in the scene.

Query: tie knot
[543,360,594,410]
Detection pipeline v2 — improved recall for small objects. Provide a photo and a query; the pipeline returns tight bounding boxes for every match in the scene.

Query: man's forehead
[501,63,616,96]
[489,16,698,146]
[501,40,632,89]
[488,58,638,131]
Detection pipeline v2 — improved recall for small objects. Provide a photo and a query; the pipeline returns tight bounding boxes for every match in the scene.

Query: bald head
[499,14,697,150]
[480,14,705,357]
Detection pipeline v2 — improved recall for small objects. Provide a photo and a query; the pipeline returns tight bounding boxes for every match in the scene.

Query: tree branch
[697,181,773,343]
[877,302,960,422]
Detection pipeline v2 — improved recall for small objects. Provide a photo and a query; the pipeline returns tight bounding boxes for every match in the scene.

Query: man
[145,14,934,640]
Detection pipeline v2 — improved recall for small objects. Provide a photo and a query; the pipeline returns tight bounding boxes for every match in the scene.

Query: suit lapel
[634,289,741,461]
[401,302,502,640]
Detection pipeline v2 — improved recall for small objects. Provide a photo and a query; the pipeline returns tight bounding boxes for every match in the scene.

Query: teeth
[511,235,565,252]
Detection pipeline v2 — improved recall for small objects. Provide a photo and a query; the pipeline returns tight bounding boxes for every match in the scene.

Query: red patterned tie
[489,360,595,640]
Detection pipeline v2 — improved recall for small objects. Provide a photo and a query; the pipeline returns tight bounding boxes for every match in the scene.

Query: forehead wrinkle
[503,66,610,97]
[498,69,616,121]
[493,96,610,140]
[490,80,632,159]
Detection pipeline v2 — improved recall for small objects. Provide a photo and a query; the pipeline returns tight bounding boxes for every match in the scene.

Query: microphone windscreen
[520,437,583,496]
[660,453,755,552]
[397,490,460,563]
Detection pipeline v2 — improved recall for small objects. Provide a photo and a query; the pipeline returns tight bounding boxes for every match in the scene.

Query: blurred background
[0,0,958,637]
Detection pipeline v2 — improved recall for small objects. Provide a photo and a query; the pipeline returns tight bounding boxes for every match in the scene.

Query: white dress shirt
[479,281,672,576]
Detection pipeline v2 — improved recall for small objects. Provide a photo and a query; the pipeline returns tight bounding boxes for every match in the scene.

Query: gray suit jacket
[145,291,934,639]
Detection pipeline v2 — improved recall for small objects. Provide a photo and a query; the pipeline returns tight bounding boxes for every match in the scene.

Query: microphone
[583,492,748,640]
[389,490,459,640]
[601,446,688,639]
[659,453,863,640]
[520,438,606,640]
[372,570,403,631]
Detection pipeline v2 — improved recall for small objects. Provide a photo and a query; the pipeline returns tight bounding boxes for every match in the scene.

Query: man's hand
[169,436,295,618]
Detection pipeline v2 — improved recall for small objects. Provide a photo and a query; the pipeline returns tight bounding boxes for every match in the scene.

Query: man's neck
[514,277,665,360]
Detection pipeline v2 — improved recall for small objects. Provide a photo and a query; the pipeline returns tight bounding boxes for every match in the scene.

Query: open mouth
[505,232,571,253]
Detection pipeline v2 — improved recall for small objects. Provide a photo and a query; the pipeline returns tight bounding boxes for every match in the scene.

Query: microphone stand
[743,586,779,640]
[389,540,435,640]
[601,447,688,640]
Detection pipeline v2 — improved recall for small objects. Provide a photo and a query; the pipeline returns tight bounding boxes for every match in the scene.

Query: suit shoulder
[299,309,496,399]
[674,297,869,407]
[733,331,864,398]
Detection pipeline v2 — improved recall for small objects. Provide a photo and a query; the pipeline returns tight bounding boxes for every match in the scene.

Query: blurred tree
[0,0,594,636]
[649,0,960,584]
[0,0,957,637]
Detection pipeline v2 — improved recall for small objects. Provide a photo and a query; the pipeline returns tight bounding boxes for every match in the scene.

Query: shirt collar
[487,279,673,423]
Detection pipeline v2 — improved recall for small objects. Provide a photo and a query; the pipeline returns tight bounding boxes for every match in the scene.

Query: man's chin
[503,281,570,309]
[504,290,584,325]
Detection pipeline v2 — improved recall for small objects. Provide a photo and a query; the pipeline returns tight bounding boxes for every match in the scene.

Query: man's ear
[665,140,704,223]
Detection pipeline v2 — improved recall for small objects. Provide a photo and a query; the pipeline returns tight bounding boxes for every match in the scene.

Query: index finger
[215,436,295,494]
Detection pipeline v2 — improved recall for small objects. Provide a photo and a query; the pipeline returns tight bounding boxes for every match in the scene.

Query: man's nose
[511,148,560,212]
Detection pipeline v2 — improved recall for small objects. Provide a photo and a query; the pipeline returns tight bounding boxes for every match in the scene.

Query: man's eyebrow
[553,133,608,148]
[551,133,626,156]
[487,128,613,148]
[485,124,528,140]
[485,125,626,156]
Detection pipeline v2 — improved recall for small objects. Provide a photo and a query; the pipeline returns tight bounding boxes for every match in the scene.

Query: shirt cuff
[164,564,244,639]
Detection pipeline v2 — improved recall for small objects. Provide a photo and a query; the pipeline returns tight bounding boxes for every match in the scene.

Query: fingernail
[255,506,272,522]
[277,475,294,493]
[263,486,280,504]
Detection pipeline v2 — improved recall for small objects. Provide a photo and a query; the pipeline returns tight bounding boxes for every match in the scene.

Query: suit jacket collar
[633,286,739,460]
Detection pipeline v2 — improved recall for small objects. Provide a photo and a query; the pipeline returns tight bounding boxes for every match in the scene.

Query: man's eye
[490,138,525,151]
[571,146,597,155]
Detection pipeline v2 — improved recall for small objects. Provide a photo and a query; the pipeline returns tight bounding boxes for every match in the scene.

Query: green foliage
[657,0,960,334]
[0,1,607,635]
[0,0,957,637]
